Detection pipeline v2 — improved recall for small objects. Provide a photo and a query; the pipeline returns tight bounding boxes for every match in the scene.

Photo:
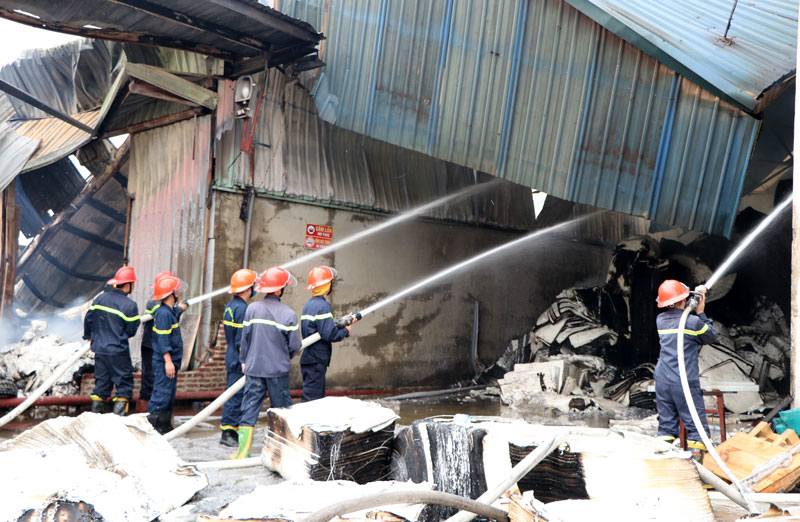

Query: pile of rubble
[0,320,93,397]
[490,236,789,417]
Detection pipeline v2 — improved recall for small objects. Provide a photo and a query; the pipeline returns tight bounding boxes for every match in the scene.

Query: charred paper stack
[509,442,588,503]
[260,397,398,484]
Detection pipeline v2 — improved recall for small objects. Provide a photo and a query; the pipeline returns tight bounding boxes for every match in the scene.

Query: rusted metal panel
[215,70,534,231]
[127,115,212,353]
[11,110,100,172]
[0,0,321,64]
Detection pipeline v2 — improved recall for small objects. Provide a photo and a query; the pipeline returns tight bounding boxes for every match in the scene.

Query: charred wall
[208,192,612,389]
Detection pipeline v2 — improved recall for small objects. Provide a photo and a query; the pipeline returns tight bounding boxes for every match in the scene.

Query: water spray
[167,215,591,439]
[674,194,791,514]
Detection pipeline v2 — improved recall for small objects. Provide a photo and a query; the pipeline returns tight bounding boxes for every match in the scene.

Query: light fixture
[234,75,255,118]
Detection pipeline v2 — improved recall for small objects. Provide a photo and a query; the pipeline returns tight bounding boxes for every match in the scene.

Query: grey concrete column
[792,9,800,408]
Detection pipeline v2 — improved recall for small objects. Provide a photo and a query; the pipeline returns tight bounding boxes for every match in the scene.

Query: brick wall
[81,322,229,395]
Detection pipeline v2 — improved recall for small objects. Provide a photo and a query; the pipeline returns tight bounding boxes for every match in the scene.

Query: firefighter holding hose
[654,280,717,461]
[300,266,356,402]
[233,267,301,459]
[219,268,258,448]
[83,266,141,416]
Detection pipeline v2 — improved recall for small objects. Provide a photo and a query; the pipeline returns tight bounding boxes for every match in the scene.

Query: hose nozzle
[335,312,362,329]
[687,290,702,311]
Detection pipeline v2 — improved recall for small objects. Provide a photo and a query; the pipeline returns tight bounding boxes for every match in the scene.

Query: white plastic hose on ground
[0,342,92,428]
[676,306,760,514]
[164,332,321,441]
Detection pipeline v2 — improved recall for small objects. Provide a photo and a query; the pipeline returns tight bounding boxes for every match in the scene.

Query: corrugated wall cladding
[277,0,761,236]
[215,71,534,230]
[127,116,212,341]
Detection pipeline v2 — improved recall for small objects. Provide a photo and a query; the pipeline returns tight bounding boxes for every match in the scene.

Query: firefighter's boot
[90,395,104,414]
[148,411,171,435]
[231,426,253,459]
[688,440,707,463]
[112,398,129,416]
[220,428,239,447]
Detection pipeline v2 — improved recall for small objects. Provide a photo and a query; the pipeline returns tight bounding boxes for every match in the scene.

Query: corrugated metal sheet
[127,115,212,348]
[215,70,534,230]
[0,0,321,63]
[278,0,762,236]
[14,144,129,313]
[0,123,38,192]
[11,110,100,172]
[565,0,797,112]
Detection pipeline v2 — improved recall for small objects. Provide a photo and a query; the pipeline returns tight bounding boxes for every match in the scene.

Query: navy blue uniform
[139,300,184,402]
[654,308,718,441]
[239,295,301,425]
[221,295,247,429]
[300,296,349,402]
[83,287,140,400]
[148,304,183,413]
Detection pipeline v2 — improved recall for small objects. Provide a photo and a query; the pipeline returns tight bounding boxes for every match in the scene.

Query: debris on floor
[0,412,207,521]
[199,479,434,522]
[0,320,93,397]
[261,397,398,483]
[704,421,800,493]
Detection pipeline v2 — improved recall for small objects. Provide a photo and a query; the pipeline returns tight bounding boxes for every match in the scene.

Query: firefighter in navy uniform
[300,266,355,402]
[233,267,301,459]
[83,266,141,416]
[136,270,187,414]
[148,275,185,435]
[654,280,718,461]
[219,268,258,447]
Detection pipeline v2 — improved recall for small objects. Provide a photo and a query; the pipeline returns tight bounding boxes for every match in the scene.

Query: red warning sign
[304,224,333,250]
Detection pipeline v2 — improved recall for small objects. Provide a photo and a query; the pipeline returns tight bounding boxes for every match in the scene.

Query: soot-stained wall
[209,192,612,388]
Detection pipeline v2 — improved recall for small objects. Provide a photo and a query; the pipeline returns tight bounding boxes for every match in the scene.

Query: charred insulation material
[391,420,488,522]
[510,443,589,503]
[17,500,105,522]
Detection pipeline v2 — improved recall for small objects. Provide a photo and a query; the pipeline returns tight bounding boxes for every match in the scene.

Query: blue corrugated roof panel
[279,0,768,236]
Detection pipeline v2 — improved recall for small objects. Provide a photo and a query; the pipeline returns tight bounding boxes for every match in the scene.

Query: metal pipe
[200,190,217,358]
[192,456,262,471]
[242,187,254,267]
[382,385,487,401]
[301,490,509,522]
[471,298,480,378]
[0,79,95,133]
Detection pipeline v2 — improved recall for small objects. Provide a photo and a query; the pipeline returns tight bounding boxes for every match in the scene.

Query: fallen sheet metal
[0,412,207,521]
[261,397,398,483]
[202,480,433,522]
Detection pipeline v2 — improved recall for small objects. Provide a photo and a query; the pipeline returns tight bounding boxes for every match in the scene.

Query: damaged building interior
[0,0,798,521]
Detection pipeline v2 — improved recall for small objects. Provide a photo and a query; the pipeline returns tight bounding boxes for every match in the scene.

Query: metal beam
[125,62,217,109]
[0,79,94,134]
[107,0,266,52]
[209,0,320,43]
[103,107,205,138]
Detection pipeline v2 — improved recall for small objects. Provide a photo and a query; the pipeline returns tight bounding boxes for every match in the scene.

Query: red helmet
[657,280,690,308]
[149,270,174,290]
[108,266,137,285]
[230,268,258,293]
[152,275,182,300]
[305,266,337,290]
[256,267,297,293]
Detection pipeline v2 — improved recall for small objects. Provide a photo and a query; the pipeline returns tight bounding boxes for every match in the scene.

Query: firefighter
[148,275,184,435]
[233,267,301,459]
[219,268,258,447]
[136,270,188,414]
[83,266,141,416]
[300,266,355,402]
[654,280,717,461]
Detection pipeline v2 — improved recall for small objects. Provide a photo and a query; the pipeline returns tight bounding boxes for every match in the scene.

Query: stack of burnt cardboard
[260,397,398,483]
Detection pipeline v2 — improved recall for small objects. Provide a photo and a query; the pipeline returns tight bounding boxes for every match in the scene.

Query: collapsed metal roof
[0,0,322,65]
[564,0,797,113]
[277,0,786,237]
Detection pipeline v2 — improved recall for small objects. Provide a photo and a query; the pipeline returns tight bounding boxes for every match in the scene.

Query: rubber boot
[147,411,162,433]
[148,411,171,435]
[134,399,148,414]
[687,440,707,463]
[231,426,253,459]
[112,399,129,416]
[220,428,239,447]
[90,396,104,414]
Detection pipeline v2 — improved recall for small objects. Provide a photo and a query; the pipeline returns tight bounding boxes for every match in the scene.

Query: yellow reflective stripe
[300,313,333,321]
[687,440,707,450]
[153,323,179,335]
[145,304,161,315]
[90,395,103,401]
[224,307,234,322]
[657,324,709,336]
[223,320,244,328]
[88,304,140,322]
[220,425,239,431]
[112,397,128,402]
[244,318,299,331]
